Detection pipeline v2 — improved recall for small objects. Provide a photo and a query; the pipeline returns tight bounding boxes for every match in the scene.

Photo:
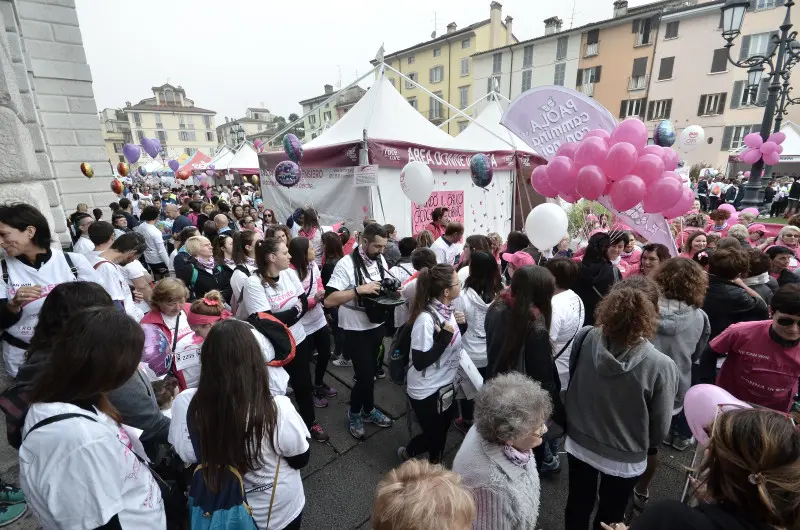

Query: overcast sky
[75,0,653,123]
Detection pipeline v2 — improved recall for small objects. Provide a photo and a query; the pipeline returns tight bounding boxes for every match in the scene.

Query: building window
[164,90,175,105]
[620,98,645,119]
[178,131,196,141]
[309,115,317,126]
[492,53,502,74]
[462,38,470,49]
[406,72,418,89]
[133,112,141,126]
[554,63,566,86]
[458,121,469,133]
[184,147,195,156]
[186,116,194,129]
[135,129,144,142]
[154,113,162,128]
[157,130,168,143]
[748,32,772,56]
[408,97,417,109]
[113,142,124,153]
[430,92,444,120]
[658,57,675,80]
[522,70,532,92]
[258,124,263,131]
[460,57,470,76]
[630,57,648,90]
[710,48,728,73]
[664,21,679,39]
[408,55,415,64]
[577,66,602,85]
[203,115,211,128]
[732,79,760,108]
[634,17,654,46]
[430,66,444,83]
[487,75,501,93]
[647,99,672,120]
[756,0,776,8]
[556,36,569,60]
[433,47,441,57]
[179,115,186,129]
[206,132,214,142]
[585,29,599,57]
[119,155,124,163]
[523,45,533,68]
[459,86,469,109]
[323,111,332,122]
[698,92,727,116]
[725,124,760,150]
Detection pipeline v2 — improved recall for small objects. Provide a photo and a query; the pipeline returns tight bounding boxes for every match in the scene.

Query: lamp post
[721,0,799,207]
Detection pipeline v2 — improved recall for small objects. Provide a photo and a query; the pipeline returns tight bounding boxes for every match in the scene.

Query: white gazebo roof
[210,146,235,171]
[228,142,259,172]
[455,99,537,154]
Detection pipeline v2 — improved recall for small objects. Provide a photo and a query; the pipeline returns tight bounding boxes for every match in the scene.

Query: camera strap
[351,247,385,286]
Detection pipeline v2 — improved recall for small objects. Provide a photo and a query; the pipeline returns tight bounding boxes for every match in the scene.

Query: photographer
[325,223,395,439]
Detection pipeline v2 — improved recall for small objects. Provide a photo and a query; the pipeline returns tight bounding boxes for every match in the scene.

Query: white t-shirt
[123,259,152,316]
[73,236,94,256]
[395,277,418,328]
[457,266,470,288]
[389,262,414,286]
[134,223,170,266]
[20,402,166,530]
[327,254,389,331]
[168,249,178,278]
[0,250,100,376]
[169,391,308,530]
[164,312,201,389]
[230,263,257,319]
[550,290,585,389]
[407,310,462,400]
[86,255,144,322]
[292,263,327,335]
[431,237,459,266]
[249,328,291,396]
[242,271,307,344]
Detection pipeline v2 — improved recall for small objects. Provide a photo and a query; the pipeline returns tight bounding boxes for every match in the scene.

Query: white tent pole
[266,64,380,146]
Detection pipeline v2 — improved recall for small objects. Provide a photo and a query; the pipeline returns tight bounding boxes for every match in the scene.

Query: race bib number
[174,344,201,372]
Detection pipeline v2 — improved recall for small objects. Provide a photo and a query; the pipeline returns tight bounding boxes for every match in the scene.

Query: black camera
[379,277,402,297]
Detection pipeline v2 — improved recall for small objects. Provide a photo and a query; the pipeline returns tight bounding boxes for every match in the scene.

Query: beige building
[647,0,796,170]
[299,84,366,140]
[99,108,132,166]
[217,106,275,147]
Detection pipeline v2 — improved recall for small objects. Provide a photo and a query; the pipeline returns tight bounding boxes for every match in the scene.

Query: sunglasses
[776,317,800,327]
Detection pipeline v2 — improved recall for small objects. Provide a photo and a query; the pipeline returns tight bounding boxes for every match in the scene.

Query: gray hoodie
[651,298,711,414]
[566,326,678,463]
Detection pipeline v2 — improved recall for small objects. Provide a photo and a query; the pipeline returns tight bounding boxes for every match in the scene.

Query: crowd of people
[0,179,799,530]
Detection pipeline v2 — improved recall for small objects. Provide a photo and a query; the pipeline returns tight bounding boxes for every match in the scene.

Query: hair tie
[202,298,219,306]
[748,473,765,486]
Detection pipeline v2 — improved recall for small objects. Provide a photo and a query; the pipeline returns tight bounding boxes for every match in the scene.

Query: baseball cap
[748,223,766,234]
[502,251,535,269]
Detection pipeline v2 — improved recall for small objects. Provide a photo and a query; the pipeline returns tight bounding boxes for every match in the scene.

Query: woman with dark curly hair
[564,281,678,530]
[705,209,732,237]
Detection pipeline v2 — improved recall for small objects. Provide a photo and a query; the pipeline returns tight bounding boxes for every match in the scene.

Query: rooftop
[298,86,366,107]
[125,103,216,114]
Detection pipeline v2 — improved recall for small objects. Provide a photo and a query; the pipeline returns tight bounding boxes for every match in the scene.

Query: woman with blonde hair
[416,230,434,249]
[177,235,227,301]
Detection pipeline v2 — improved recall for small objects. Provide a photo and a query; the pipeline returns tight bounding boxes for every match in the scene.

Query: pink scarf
[502,444,533,467]
[195,256,215,270]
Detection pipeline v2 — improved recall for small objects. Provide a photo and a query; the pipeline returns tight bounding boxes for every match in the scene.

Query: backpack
[188,262,223,299]
[187,417,258,530]
[711,184,721,195]
[388,309,437,385]
[230,265,253,316]
[246,313,296,367]
[0,384,30,449]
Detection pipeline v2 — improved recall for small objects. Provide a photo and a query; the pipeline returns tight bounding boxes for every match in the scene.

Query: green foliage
[566,199,610,236]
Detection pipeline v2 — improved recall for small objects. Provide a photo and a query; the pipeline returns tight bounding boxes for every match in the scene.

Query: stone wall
[0,0,113,247]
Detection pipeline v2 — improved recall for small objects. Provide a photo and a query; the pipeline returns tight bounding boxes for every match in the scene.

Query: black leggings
[329,308,346,358]
[283,511,303,530]
[406,392,456,464]
[306,326,332,387]
[345,325,385,414]
[283,340,315,427]
[564,454,640,530]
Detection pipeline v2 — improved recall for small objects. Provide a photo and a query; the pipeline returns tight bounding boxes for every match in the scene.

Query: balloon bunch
[141,138,161,159]
[739,131,785,166]
[531,118,693,218]
[254,139,265,152]
[274,133,304,188]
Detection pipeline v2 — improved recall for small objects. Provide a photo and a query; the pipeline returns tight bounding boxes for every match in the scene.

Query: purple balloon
[152,138,162,153]
[168,160,180,172]
[141,138,159,158]
[283,133,304,163]
[548,156,578,195]
[610,175,646,211]
[531,166,558,198]
[137,166,146,176]
[209,164,215,170]
[205,169,214,176]
[274,160,302,188]
[122,143,141,164]
[576,165,607,201]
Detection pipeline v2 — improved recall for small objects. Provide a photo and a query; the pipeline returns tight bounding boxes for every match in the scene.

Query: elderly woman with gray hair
[452,372,552,530]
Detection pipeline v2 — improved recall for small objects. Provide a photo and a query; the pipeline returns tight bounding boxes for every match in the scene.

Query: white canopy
[228,142,259,172]
[455,99,538,154]
[304,76,456,149]
[777,121,800,158]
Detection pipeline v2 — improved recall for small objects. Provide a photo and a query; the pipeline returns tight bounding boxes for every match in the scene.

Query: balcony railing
[628,75,647,91]
[428,109,444,122]
[155,122,163,129]
[580,83,595,97]
[584,42,599,57]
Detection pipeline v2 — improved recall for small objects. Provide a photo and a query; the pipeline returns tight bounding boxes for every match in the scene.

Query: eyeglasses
[776,317,800,328]
[531,422,548,439]
[782,233,799,238]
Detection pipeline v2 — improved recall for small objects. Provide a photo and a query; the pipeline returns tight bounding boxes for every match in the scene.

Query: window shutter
[747,0,756,11]
[731,80,743,109]
[739,35,751,60]
[711,49,728,73]
[632,57,648,77]
[620,100,627,119]
[717,92,727,114]
[658,57,674,80]
[639,98,647,119]
[665,99,672,119]
[596,66,602,83]
[587,29,599,44]
[698,94,707,116]
[430,68,434,83]
[757,79,769,105]
[576,69,583,85]
[721,126,734,150]
[647,101,655,121]
[632,19,639,33]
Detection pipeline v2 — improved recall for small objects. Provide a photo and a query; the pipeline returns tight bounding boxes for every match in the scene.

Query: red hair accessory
[202,298,219,306]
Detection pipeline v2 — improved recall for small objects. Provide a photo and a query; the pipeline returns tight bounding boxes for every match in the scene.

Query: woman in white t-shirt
[243,237,329,443]
[0,202,100,377]
[399,264,463,464]
[544,258,586,389]
[298,208,324,267]
[19,307,166,529]
[288,237,338,408]
[169,319,308,530]
[230,229,262,318]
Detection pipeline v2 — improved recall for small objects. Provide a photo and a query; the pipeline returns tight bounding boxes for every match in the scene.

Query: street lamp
[720,0,800,207]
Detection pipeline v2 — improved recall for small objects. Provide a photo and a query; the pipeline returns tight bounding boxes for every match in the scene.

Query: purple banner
[368,140,537,171]
[259,143,361,171]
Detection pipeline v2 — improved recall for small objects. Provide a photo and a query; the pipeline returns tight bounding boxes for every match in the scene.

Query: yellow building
[372,1,516,135]
[101,84,218,163]
[299,84,367,141]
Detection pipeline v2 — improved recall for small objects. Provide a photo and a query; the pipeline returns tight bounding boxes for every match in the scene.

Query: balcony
[155,122,163,129]
[179,123,185,129]
[628,75,647,91]
[579,83,595,97]
[428,109,445,124]
[635,32,653,47]
[584,42,599,57]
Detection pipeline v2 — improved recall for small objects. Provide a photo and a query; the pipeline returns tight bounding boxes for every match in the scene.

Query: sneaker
[0,503,27,527]
[0,484,24,505]
[348,409,366,439]
[309,422,329,442]
[314,382,338,398]
[312,394,329,408]
[671,434,695,452]
[362,408,393,428]
[454,418,472,435]
[332,357,353,368]
[375,367,386,379]
[632,487,649,512]
[397,446,409,463]
[539,454,561,476]
[662,431,675,448]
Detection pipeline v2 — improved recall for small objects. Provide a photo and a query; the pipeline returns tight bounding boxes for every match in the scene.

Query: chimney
[260,101,265,108]
[505,16,514,45]
[613,0,629,18]
[324,84,333,94]
[446,22,457,34]
[125,101,131,107]
[225,116,229,123]
[544,16,562,36]
[489,1,503,49]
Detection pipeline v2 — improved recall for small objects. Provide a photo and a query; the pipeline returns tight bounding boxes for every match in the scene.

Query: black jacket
[702,275,769,340]
[177,257,231,301]
[724,184,738,203]
[573,260,619,326]
[630,500,772,530]
[776,268,800,287]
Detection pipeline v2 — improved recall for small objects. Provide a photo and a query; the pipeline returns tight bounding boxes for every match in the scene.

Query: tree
[288,113,300,122]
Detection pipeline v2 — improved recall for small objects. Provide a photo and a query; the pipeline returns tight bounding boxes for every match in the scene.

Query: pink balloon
[603,142,638,181]
[573,136,609,169]
[548,156,578,195]
[642,145,664,158]
[760,141,779,154]
[610,118,648,149]
[768,131,786,144]
[531,165,558,198]
[741,207,758,217]
[663,171,683,183]
[740,148,762,164]
[559,192,580,203]
[643,177,682,213]
[743,171,751,178]
[743,132,763,149]
[777,144,785,154]
[556,142,578,159]
[585,129,611,143]
[661,187,695,219]
[610,175,646,211]
[763,151,780,166]
[685,384,751,446]
[632,154,665,185]
[662,147,680,171]
[576,165,607,200]
[718,203,736,214]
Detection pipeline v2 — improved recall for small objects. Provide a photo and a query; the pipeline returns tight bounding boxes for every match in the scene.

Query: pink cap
[502,251,536,269]
[748,223,766,234]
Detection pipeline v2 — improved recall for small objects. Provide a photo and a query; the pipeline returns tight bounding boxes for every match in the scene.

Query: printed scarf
[502,444,533,468]
[195,256,215,270]
[431,298,454,321]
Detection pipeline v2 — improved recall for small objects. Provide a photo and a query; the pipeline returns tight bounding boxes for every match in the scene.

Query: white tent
[210,146,233,169]
[227,142,259,174]
[456,99,537,153]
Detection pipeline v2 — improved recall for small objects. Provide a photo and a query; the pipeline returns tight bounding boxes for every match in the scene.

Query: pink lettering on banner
[412,191,464,235]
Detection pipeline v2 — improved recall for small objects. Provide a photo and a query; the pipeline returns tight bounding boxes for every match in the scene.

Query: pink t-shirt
[711,320,800,412]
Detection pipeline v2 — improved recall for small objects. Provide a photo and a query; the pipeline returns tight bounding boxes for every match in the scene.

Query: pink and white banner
[368,140,536,171]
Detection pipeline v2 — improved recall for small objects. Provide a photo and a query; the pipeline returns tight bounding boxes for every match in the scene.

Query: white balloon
[678,125,705,153]
[525,203,569,251]
[400,161,434,205]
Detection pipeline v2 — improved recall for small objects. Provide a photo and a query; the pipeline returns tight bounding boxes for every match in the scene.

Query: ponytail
[254,237,281,287]
[408,264,455,323]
